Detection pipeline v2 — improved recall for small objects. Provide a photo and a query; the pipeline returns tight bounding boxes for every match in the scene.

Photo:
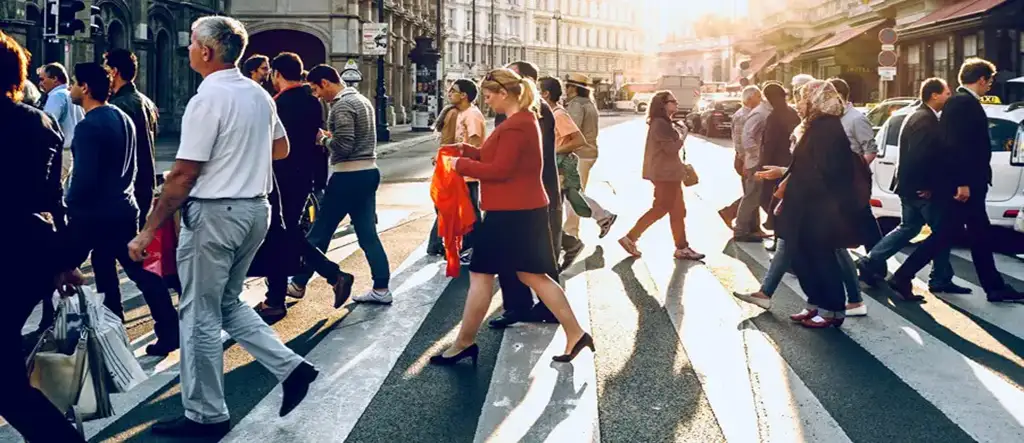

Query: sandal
[674,247,705,261]
[618,237,642,257]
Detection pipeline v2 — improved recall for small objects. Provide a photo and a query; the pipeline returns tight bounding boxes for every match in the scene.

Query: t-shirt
[455,105,487,145]
[552,106,581,149]
[66,104,138,222]
[177,68,286,199]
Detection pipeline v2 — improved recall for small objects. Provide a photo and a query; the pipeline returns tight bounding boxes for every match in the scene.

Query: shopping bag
[55,286,147,393]
[27,287,115,435]
[143,217,179,277]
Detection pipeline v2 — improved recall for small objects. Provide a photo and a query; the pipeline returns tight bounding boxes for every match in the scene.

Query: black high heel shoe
[553,333,595,363]
[429,344,479,366]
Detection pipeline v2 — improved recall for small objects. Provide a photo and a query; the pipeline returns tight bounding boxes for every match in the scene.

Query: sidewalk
[154,125,438,173]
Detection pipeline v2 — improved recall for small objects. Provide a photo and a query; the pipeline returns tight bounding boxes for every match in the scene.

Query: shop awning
[775,34,834,66]
[801,19,887,55]
[903,0,1008,32]
[733,48,777,83]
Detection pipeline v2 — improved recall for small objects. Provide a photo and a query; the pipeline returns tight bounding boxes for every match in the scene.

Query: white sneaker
[353,288,393,304]
[846,304,868,317]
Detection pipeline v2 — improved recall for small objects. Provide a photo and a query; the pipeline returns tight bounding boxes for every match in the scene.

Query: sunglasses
[485,72,514,91]
[665,99,678,104]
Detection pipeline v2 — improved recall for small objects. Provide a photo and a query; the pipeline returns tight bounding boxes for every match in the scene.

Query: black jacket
[896,105,948,198]
[941,87,992,190]
[2,100,73,273]
[761,104,800,167]
[109,83,158,196]
[495,102,561,208]
[274,86,324,194]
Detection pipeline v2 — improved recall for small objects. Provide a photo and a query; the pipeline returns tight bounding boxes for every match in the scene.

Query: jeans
[68,216,179,343]
[893,190,1005,292]
[265,176,316,307]
[177,198,305,423]
[295,169,391,289]
[836,249,862,304]
[761,238,790,296]
[865,196,954,287]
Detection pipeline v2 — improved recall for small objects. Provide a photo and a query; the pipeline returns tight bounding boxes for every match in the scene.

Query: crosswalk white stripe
[737,242,1024,443]
[949,248,1024,282]
[889,251,1024,342]
[221,242,451,442]
[473,259,600,443]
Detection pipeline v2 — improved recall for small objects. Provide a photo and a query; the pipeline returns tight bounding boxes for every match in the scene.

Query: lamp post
[376,0,390,142]
[554,9,562,77]
[437,0,443,111]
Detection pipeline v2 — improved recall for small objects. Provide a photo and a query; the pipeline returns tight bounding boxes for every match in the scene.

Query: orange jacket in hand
[431,145,477,277]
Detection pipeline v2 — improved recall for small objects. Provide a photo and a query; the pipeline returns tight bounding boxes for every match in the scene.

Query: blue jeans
[865,196,953,287]
[294,169,391,289]
[761,238,790,296]
[836,249,862,304]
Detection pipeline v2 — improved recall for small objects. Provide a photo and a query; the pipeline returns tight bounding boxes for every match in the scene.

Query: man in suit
[489,60,561,327]
[858,78,964,301]
[887,59,1023,302]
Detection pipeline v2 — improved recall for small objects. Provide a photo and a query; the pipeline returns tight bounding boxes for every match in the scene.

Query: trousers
[563,158,597,237]
[177,198,305,424]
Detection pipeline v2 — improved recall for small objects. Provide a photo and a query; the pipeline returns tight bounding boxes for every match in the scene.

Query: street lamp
[376,0,390,142]
[554,9,562,77]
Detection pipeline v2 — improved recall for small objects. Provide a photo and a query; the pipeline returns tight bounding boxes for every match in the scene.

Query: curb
[377,132,438,158]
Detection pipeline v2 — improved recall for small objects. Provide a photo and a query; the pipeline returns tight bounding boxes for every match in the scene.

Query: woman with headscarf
[773,80,861,328]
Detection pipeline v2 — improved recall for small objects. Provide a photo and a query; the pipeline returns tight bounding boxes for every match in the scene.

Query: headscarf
[796,80,844,123]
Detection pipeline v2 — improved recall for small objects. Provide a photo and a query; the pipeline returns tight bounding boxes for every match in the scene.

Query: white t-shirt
[176,68,286,199]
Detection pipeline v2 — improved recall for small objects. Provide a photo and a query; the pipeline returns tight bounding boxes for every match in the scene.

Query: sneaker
[618,236,641,257]
[333,272,356,308]
[286,282,306,299]
[354,288,393,304]
[559,240,585,273]
[597,213,618,239]
[845,303,868,317]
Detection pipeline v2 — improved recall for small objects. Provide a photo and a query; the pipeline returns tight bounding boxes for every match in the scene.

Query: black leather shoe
[987,287,1024,303]
[856,259,884,288]
[145,340,180,357]
[280,362,319,417]
[929,283,972,294]
[528,305,559,324]
[887,278,925,302]
[151,416,230,437]
[488,310,529,329]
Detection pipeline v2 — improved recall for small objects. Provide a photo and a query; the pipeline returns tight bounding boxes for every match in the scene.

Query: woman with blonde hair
[430,68,593,365]
[618,90,705,261]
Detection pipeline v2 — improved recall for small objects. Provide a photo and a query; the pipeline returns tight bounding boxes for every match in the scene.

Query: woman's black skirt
[469,207,557,276]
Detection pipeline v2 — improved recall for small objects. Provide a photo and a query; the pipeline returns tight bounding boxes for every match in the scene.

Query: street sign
[363,23,389,56]
[341,59,363,83]
[878,67,896,81]
[878,50,898,67]
[881,44,895,51]
[878,27,898,45]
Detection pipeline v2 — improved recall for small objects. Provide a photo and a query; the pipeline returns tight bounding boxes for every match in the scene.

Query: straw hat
[564,73,593,90]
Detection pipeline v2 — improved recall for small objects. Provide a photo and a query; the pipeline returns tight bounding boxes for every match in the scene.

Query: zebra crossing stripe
[737,242,1024,443]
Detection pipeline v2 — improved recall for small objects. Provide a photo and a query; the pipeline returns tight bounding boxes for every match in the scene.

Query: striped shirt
[326,87,377,169]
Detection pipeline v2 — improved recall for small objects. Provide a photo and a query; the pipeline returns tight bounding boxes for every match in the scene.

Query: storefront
[791,19,891,104]
[896,0,1024,102]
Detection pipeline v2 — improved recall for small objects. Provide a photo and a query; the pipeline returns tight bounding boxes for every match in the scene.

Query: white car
[869,100,1024,228]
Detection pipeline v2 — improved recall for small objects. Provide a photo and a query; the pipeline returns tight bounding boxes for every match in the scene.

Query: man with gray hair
[721,85,771,241]
[128,15,318,437]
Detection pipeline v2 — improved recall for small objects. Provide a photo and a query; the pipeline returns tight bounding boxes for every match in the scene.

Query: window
[879,114,908,157]
[933,39,949,79]
[905,44,922,97]
[447,8,455,28]
[963,34,978,58]
[578,28,585,46]
[466,13,473,32]
[990,119,1018,153]
[459,42,465,63]
[489,13,497,34]
[448,42,456,64]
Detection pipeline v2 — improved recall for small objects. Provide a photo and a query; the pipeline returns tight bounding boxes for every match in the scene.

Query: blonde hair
[480,68,540,118]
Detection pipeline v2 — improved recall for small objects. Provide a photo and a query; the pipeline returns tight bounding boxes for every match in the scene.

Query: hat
[564,73,593,90]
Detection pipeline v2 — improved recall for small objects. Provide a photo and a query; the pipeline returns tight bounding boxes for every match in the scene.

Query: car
[632,92,654,113]
[865,97,916,134]
[697,97,743,138]
[869,98,1024,229]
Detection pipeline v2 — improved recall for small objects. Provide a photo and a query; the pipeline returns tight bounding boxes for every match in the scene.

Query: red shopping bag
[143,217,179,277]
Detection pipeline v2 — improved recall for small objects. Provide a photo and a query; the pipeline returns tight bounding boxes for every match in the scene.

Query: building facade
[741,0,1024,104]
[1,0,225,132]
[657,35,740,84]
[233,0,439,126]
[441,0,528,82]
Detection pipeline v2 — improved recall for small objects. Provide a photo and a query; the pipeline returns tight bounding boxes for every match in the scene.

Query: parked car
[865,97,916,134]
[633,92,655,113]
[695,97,743,138]
[869,98,1024,229]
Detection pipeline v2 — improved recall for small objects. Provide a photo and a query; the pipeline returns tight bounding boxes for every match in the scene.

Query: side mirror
[1012,123,1024,166]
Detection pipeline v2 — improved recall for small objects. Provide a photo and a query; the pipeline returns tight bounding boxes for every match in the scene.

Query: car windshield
[715,100,742,113]
[867,101,912,127]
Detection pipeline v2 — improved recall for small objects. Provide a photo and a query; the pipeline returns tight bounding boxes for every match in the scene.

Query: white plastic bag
[53,287,147,393]
[1015,208,1024,233]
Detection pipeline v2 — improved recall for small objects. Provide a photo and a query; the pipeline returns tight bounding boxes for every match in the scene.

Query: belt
[186,196,267,202]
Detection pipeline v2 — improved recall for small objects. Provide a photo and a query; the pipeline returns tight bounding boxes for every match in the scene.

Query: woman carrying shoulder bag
[618,91,705,261]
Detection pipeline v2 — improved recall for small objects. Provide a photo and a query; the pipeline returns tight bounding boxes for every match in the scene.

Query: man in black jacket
[489,61,561,328]
[888,59,1023,302]
[0,31,86,442]
[859,78,965,300]
[105,49,159,230]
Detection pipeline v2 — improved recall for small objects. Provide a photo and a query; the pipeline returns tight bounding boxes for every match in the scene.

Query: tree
[693,14,733,38]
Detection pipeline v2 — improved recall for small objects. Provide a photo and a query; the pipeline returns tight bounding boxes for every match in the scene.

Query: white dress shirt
[177,68,287,199]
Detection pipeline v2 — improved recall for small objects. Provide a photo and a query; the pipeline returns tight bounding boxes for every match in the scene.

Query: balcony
[758,9,815,44]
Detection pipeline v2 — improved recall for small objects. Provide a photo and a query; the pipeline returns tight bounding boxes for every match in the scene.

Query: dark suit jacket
[941,87,992,191]
[495,102,561,208]
[109,83,158,196]
[761,104,800,167]
[896,105,947,197]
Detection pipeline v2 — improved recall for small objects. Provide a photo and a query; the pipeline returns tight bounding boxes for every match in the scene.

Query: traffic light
[89,5,103,34]
[57,0,86,36]
[43,0,58,37]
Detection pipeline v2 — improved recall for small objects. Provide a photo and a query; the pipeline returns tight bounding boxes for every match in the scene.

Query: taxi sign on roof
[980,95,1002,105]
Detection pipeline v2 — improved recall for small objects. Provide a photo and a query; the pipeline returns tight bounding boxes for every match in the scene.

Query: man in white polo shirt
[128,16,318,438]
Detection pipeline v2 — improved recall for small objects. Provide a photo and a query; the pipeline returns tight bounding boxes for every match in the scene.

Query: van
[655,75,701,117]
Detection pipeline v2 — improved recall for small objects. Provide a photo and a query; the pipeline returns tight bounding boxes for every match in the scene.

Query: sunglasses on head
[485,72,516,91]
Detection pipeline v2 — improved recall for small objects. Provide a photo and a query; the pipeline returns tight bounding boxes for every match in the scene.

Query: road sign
[878,27,898,45]
[341,59,363,83]
[363,23,389,56]
[878,50,898,67]
[878,67,896,81]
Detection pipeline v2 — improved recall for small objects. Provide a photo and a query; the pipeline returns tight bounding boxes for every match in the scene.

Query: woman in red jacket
[430,69,593,366]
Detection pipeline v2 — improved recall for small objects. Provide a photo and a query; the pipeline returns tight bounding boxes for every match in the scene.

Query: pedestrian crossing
[6,131,1024,443]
